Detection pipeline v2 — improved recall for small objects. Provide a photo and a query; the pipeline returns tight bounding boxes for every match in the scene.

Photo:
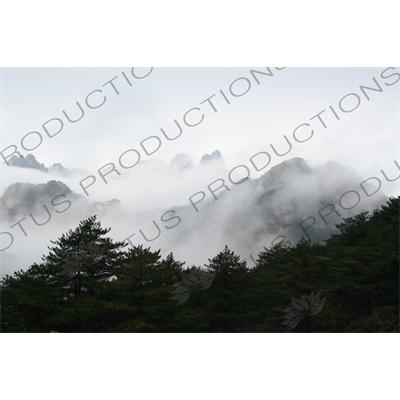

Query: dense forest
[1,197,398,333]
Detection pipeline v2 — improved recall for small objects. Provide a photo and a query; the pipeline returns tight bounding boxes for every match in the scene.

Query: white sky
[1,67,399,200]
[1,67,399,191]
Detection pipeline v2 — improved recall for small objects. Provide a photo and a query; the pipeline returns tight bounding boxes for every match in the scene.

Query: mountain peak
[170,153,194,170]
[200,150,223,166]
[259,158,312,189]
[8,154,48,172]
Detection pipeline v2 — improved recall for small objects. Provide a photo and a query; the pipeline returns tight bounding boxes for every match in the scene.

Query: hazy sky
[1,67,399,273]
[1,67,398,191]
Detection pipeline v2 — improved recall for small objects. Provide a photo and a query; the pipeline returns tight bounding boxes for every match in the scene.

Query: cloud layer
[1,153,392,277]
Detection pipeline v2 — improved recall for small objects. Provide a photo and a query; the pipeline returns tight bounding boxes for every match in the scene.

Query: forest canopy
[1,197,399,333]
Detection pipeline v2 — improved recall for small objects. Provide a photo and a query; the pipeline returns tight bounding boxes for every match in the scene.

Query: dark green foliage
[281,292,327,331]
[170,269,217,305]
[201,246,251,332]
[250,197,399,332]
[1,198,399,332]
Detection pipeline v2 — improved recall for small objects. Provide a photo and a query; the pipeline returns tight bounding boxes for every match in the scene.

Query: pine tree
[202,246,250,332]
[45,215,126,289]
[1,216,127,332]
[0,263,64,332]
[322,197,399,332]
[105,246,185,332]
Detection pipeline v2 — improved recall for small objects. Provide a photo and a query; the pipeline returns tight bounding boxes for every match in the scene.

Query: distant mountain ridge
[7,154,88,177]
[0,180,119,222]
[1,157,389,257]
[1,181,75,220]
[251,157,387,244]
[162,157,389,256]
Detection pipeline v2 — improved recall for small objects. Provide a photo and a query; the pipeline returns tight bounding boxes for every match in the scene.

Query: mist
[1,150,395,277]
[1,68,399,277]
